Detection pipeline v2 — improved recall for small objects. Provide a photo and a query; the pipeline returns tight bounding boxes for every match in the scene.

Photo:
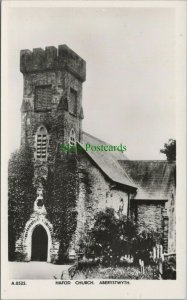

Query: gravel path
[9,262,72,279]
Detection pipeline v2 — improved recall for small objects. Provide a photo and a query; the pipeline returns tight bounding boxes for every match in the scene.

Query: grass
[73,265,155,280]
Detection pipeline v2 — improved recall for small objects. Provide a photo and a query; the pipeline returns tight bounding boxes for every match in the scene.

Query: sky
[6,6,176,160]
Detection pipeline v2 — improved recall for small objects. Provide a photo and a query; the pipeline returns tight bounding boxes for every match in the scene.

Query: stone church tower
[15,45,86,262]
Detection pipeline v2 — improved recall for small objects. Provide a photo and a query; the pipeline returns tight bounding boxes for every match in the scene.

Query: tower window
[69,88,77,116]
[35,85,52,111]
[69,128,76,146]
[35,126,48,160]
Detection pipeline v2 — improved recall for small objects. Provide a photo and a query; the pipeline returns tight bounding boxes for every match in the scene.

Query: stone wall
[20,45,86,164]
[20,45,86,82]
[16,45,86,262]
[165,186,176,253]
[134,201,166,233]
[74,151,129,250]
[21,71,83,154]
[106,189,128,216]
[131,200,169,252]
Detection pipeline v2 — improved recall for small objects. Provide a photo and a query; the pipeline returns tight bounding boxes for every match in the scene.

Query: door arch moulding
[23,217,53,262]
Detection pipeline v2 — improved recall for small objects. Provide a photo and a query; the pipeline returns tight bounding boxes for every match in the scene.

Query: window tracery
[35,126,48,161]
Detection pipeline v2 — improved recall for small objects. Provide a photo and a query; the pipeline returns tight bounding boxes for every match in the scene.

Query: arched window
[35,126,48,160]
[69,88,77,116]
[69,128,76,146]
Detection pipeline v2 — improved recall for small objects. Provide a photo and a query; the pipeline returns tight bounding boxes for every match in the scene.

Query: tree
[160,139,176,161]
[131,229,162,265]
[83,208,137,266]
[82,208,162,266]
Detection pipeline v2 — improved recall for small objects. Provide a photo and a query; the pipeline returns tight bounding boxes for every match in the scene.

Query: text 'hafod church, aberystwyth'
[8,45,176,263]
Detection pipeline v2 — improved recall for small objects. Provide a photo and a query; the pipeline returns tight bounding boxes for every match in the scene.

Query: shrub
[131,230,162,265]
[84,208,137,266]
[80,208,153,266]
[77,259,100,270]
[74,265,154,280]
[81,208,162,267]
[163,256,176,279]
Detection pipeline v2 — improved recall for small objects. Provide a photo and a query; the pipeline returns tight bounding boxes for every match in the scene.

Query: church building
[8,45,176,263]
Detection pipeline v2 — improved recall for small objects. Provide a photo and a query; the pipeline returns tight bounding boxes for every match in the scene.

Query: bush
[77,259,100,270]
[81,208,137,266]
[131,230,162,265]
[80,208,160,267]
[74,265,154,280]
[163,256,176,279]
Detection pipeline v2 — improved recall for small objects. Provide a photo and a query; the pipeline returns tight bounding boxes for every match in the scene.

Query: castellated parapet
[20,44,86,82]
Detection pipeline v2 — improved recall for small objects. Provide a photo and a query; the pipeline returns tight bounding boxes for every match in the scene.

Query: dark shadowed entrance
[31,225,48,261]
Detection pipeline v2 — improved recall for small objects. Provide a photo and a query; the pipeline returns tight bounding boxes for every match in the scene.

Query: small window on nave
[35,126,48,160]
[69,128,76,146]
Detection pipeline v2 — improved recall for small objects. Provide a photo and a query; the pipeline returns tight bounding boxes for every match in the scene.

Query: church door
[31,225,48,261]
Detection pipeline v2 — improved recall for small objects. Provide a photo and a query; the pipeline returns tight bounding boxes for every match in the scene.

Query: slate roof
[79,132,137,189]
[119,160,176,200]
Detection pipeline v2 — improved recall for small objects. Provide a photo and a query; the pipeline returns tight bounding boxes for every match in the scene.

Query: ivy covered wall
[45,152,78,262]
[8,143,78,263]
[8,144,35,260]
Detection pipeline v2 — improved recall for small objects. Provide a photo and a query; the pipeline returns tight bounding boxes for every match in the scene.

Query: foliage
[81,208,161,267]
[131,229,162,265]
[8,144,35,260]
[83,208,137,266]
[163,256,176,279]
[77,259,100,270]
[74,265,155,280]
[46,153,78,263]
[8,142,78,263]
[160,139,176,161]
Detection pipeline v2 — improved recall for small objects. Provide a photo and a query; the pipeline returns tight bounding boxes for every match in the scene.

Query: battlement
[20,45,86,82]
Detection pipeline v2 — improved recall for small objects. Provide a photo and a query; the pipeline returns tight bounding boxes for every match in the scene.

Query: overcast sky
[7,6,176,160]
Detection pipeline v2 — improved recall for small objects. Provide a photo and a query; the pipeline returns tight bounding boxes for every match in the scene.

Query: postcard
[1,1,186,299]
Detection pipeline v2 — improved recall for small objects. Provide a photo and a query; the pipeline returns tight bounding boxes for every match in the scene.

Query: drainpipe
[127,193,130,218]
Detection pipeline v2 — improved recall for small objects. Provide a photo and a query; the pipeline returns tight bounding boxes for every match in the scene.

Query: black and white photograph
[1,1,186,299]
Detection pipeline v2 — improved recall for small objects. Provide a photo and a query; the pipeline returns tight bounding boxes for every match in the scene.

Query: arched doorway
[31,225,48,261]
